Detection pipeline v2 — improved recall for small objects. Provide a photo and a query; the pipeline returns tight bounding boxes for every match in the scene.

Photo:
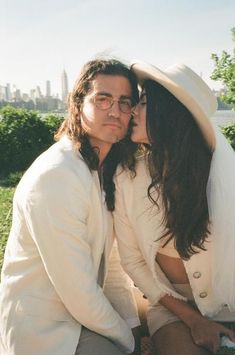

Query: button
[193,271,201,279]
[199,292,207,298]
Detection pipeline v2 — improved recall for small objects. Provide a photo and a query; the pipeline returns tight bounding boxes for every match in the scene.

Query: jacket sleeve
[104,240,140,329]
[20,165,134,354]
[113,171,167,305]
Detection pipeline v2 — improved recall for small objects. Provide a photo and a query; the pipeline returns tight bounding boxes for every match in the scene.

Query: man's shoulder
[17,138,92,194]
[35,137,87,172]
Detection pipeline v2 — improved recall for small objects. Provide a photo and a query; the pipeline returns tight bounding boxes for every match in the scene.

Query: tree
[211,28,235,106]
[221,123,235,150]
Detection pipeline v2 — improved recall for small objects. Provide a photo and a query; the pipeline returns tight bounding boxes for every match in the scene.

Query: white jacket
[0,136,138,355]
[114,156,233,319]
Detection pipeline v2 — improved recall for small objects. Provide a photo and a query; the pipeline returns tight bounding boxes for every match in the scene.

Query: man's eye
[96,96,109,103]
[94,96,112,108]
[120,100,132,108]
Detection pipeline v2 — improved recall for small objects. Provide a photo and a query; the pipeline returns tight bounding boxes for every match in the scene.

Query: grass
[0,181,235,355]
[0,172,23,270]
[0,186,15,269]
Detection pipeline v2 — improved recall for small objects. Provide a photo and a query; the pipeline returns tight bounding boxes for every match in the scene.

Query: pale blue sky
[0,0,234,96]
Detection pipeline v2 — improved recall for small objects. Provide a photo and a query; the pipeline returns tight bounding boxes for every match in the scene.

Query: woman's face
[131,89,150,144]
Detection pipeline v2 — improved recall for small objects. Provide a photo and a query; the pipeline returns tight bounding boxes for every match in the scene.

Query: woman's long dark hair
[55,59,139,211]
[144,80,213,259]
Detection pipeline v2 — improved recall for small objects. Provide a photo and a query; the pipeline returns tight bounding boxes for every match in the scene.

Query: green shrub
[221,123,235,150]
[42,112,64,136]
[0,171,24,187]
[0,106,63,177]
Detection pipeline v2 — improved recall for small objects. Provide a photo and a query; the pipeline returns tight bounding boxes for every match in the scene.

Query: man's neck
[89,138,112,167]
[98,144,112,167]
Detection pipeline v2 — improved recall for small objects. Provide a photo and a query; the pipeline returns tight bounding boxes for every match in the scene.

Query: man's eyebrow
[120,95,133,100]
[94,92,132,100]
[95,91,112,97]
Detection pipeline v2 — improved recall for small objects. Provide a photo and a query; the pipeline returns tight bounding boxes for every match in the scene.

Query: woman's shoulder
[135,154,150,179]
[115,154,150,186]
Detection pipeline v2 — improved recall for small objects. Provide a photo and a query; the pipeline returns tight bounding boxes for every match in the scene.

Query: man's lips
[103,122,121,129]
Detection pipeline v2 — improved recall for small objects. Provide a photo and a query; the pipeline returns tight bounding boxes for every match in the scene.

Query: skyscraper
[46,80,51,97]
[6,83,11,101]
[61,69,69,103]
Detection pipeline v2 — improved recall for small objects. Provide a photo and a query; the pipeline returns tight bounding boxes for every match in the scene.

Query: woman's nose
[132,105,140,116]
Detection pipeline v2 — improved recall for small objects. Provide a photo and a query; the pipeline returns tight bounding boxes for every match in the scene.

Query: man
[0,59,140,355]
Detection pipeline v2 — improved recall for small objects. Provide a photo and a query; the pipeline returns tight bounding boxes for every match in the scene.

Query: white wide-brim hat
[131,61,218,150]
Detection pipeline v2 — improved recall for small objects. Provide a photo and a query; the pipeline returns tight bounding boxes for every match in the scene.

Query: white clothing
[113,152,235,319]
[0,136,139,355]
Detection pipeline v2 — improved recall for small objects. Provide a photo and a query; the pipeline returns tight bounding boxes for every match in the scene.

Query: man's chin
[106,133,127,144]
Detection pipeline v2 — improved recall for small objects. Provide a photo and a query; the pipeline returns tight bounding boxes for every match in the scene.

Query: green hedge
[221,123,235,150]
[0,106,64,179]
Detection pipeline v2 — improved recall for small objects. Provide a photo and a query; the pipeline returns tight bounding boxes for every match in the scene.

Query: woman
[113,61,235,354]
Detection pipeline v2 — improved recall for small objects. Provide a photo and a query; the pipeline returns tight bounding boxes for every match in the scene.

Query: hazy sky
[0,0,234,97]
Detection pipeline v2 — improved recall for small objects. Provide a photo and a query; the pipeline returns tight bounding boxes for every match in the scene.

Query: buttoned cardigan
[114,157,230,319]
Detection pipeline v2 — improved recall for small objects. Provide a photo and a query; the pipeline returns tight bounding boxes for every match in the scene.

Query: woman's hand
[159,293,235,354]
[189,315,235,354]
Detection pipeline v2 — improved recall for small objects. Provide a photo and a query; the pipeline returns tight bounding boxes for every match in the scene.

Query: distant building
[22,93,30,101]
[6,83,11,101]
[35,86,42,99]
[0,85,6,100]
[61,69,69,104]
[46,80,51,97]
[12,87,21,101]
[30,89,37,101]
[0,74,67,113]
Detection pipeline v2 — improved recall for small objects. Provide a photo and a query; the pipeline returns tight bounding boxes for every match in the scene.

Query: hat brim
[131,61,216,150]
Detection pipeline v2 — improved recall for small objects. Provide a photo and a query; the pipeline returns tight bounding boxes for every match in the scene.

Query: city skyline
[1,0,234,94]
[0,68,69,101]
[0,67,70,113]
[0,65,231,112]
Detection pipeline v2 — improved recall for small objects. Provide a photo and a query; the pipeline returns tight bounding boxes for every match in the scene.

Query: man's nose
[108,101,121,117]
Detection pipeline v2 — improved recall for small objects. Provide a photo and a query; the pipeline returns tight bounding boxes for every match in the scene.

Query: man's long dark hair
[55,59,139,211]
[144,80,213,259]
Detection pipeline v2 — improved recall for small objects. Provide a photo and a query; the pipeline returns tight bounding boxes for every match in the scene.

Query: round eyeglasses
[92,94,136,114]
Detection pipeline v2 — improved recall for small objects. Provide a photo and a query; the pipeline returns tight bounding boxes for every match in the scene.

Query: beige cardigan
[114,156,232,319]
[0,136,138,355]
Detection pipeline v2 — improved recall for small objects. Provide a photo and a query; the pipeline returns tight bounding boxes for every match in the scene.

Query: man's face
[81,74,133,152]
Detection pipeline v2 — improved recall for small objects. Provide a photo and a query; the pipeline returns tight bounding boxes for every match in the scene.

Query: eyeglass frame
[89,93,137,114]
